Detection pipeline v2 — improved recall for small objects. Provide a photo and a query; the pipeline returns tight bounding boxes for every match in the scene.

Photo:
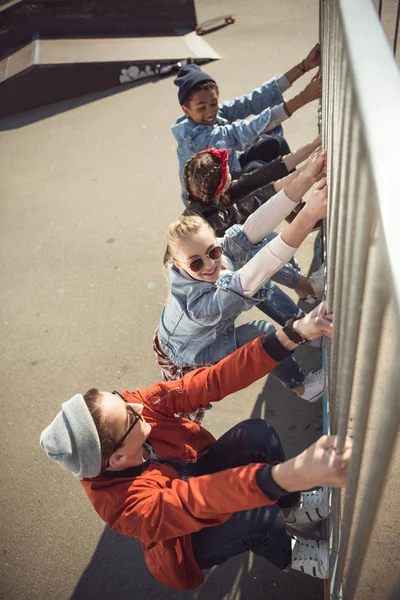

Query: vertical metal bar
[330,487,341,555]
[326,52,347,314]
[322,0,332,240]
[343,331,400,599]
[331,232,389,600]
[324,0,332,143]
[321,1,400,598]
[321,0,329,148]
[327,20,354,561]
[393,0,400,56]
[334,133,365,427]
[378,0,383,19]
[327,6,339,198]
[327,83,356,433]
[335,168,374,453]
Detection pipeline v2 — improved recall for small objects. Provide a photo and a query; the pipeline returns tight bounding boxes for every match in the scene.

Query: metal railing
[320,0,400,598]
[377,0,400,55]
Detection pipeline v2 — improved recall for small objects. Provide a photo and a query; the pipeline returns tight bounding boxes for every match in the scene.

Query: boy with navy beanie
[172,44,322,204]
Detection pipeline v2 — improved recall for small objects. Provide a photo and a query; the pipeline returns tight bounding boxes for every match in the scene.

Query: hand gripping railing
[320,1,400,598]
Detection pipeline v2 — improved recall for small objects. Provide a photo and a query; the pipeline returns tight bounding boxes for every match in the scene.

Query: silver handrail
[320,0,400,598]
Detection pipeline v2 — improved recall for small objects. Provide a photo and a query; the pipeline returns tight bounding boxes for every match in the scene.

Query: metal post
[322,1,400,598]
[331,232,389,600]
[327,85,356,434]
[335,160,373,453]
[394,0,400,56]
[343,329,400,599]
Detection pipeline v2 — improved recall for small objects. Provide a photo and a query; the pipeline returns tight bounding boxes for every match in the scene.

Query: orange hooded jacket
[81,335,290,590]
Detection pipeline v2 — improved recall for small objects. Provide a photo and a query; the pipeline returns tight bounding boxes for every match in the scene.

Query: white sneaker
[291,536,329,579]
[285,487,328,530]
[297,367,326,402]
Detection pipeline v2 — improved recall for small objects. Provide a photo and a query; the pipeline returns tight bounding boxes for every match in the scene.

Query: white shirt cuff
[266,233,297,263]
[243,189,298,244]
[238,233,297,297]
[265,104,289,132]
[277,74,291,93]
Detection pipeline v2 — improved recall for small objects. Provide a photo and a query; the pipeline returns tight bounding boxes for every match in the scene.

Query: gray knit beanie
[40,393,102,478]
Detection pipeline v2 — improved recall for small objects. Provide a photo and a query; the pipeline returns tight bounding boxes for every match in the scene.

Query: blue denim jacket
[158,226,290,368]
[172,77,285,203]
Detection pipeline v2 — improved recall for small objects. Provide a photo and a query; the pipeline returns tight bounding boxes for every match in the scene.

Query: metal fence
[377,0,400,55]
[320,0,400,598]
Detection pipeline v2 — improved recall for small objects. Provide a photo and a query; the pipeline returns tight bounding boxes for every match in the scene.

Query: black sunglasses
[187,245,223,273]
[110,391,143,457]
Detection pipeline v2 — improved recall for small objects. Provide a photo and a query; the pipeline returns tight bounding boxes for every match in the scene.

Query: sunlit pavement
[0,1,326,598]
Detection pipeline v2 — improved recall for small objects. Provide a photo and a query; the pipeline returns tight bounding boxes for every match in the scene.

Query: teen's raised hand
[303,147,326,182]
[304,43,321,71]
[293,301,332,341]
[303,177,328,221]
[272,434,352,491]
[311,133,322,149]
[293,435,352,488]
[302,71,322,103]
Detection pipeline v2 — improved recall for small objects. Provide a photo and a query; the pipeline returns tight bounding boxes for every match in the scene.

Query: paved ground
[0,1,325,599]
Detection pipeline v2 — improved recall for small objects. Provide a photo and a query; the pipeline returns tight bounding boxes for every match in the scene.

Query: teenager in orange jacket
[40,303,351,590]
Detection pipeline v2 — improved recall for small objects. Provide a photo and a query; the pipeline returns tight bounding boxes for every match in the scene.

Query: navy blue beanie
[174,64,216,105]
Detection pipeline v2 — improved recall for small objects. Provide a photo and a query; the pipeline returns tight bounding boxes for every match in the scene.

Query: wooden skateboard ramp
[0,0,220,118]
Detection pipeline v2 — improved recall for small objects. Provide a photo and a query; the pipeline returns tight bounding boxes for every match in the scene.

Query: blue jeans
[272,257,302,290]
[235,319,305,388]
[192,419,300,571]
[239,135,291,170]
[256,280,304,327]
[255,231,305,326]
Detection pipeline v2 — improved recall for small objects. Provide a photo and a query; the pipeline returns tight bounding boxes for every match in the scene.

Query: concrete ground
[0,1,325,599]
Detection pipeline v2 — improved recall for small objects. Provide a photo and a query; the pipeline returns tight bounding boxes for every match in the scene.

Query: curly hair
[183,152,231,207]
[181,80,219,107]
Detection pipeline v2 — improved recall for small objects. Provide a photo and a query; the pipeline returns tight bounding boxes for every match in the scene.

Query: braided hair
[183,152,231,207]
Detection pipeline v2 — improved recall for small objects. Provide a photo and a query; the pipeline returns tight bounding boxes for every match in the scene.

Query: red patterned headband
[195,147,229,198]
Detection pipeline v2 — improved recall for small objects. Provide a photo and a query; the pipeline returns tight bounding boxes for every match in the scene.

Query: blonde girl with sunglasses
[155,153,328,406]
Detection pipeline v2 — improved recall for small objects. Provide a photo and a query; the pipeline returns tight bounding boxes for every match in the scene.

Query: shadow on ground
[0,76,164,131]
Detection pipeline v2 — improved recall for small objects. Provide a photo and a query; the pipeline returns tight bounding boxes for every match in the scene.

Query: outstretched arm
[237,176,327,297]
[282,134,321,172]
[243,148,326,243]
[218,78,285,122]
[263,44,321,131]
[265,72,322,131]
[272,136,323,192]
[111,308,349,543]
[113,430,350,542]
[206,107,278,152]
[218,43,321,122]
[272,435,352,491]
[143,302,332,421]
[283,43,321,86]
[228,135,321,200]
